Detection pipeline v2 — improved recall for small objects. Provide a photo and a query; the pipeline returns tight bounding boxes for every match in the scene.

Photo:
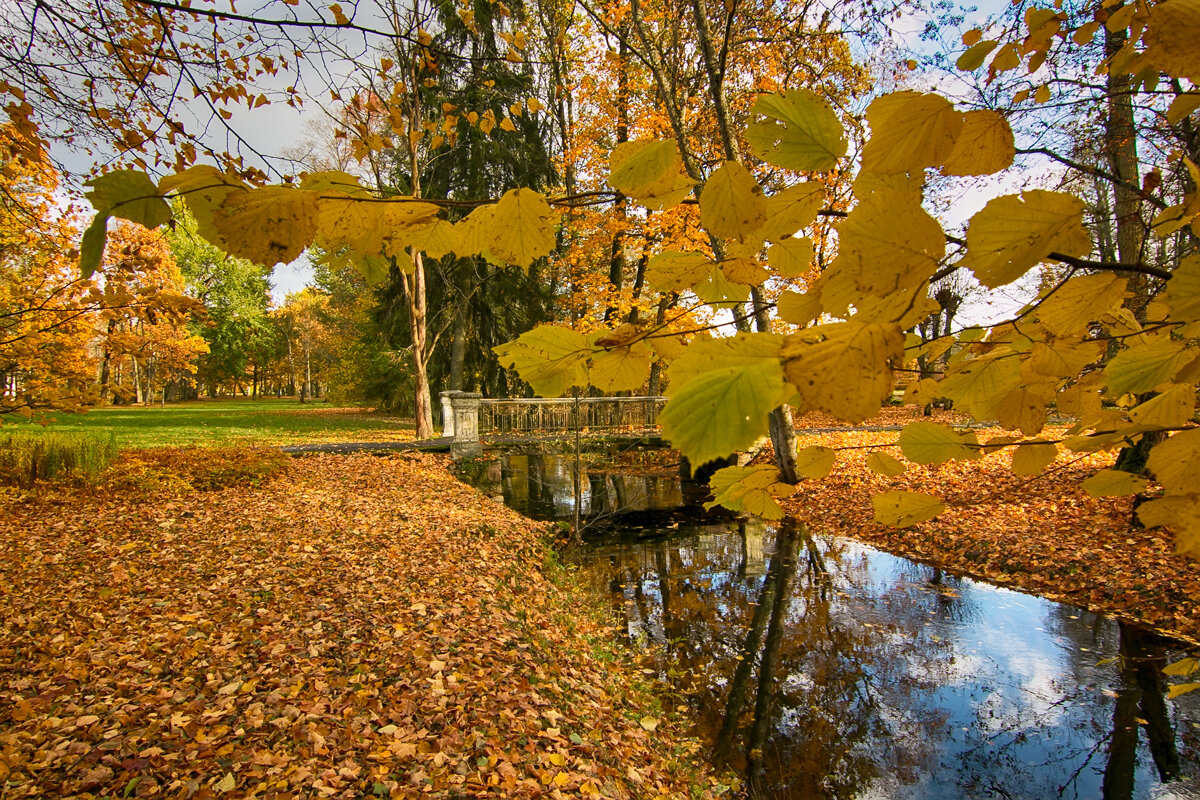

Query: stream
[471,451,1200,799]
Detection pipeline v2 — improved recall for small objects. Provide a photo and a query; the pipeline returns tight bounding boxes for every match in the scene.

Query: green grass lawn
[2,398,417,449]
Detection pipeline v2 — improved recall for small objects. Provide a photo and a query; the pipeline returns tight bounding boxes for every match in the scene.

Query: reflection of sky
[572,524,1200,800]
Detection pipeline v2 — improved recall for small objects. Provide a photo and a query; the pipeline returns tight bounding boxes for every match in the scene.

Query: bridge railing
[479,396,667,436]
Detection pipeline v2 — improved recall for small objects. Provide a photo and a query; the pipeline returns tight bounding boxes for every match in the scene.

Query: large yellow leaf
[401,219,461,260]
[996,385,1050,435]
[645,251,716,293]
[898,421,981,464]
[1011,442,1057,476]
[452,204,497,258]
[492,325,591,397]
[317,194,442,259]
[861,91,964,175]
[1103,339,1192,396]
[159,165,246,248]
[1137,494,1200,558]
[1145,0,1200,83]
[1146,428,1200,494]
[487,188,558,269]
[795,446,837,478]
[1037,273,1127,337]
[1129,384,1197,428]
[939,110,1015,176]
[777,290,822,326]
[831,192,944,296]
[659,359,787,468]
[1165,254,1200,323]
[666,333,785,393]
[589,342,652,393]
[767,237,814,279]
[693,265,751,308]
[609,140,694,210]
[700,162,767,244]
[743,90,847,172]
[1081,468,1150,497]
[705,465,795,520]
[213,186,320,266]
[938,351,1022,419]
[755,182,826,242]
[866,451,907,476]
[299,170,369,196]
[873,490,946,527]
[959,191,1091,288]
[85,169,171,229]
[1024,339,1104,378]
[781,321,903,423]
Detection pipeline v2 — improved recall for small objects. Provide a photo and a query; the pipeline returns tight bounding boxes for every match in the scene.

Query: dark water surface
[482,453,1200,799]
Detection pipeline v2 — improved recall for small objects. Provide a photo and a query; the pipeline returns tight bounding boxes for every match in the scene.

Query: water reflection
[572,522,1200,800]
[490,452,683,520]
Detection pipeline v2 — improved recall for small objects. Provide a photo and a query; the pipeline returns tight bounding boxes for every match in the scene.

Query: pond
[473,452,1200,799]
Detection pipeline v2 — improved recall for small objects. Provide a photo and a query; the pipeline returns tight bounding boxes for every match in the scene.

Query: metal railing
[479,396,668,436]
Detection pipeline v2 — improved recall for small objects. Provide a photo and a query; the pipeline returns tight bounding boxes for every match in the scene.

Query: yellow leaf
[781,321,903,423]
[1167,683,1200,699]
[960,190,1091,288]
[1081,468,1150,497]
[417,28,432,46]
[1137,494,1200,557]
[962,28,983,46]
[645,251,715,293]
[609,140,694,210]
[866,451,907,476]
[85,169,171,229]
[1038,273,1127,337]
[547,753,567,767]
[872,490,946,527]
[956,40,998,71]
[213,186,319,266]
[639,716,659,732]
[401,219,460,260]
[1146,429,1200,494]
[1165,254,1200,323]
[1163,657,1199,677]
[527,97,543,113]
[487,188,557,269]
[1129,384,1196,428]
[499,116,517,132]
[318,194,441,261]
[1034,84,1051,104]
[700,161,767,244]
[744,90,847,172]
[996,386,1050,435]
[329,3,350,25]
[480,108,496,135]
[1167,92,1200,124]
[829,191,944,296]
[1104,340,1192,396]
[720,256,769,285]
[898,421,981,464]
[755,182,825,242]
[508,102,523,118]
[940,110,1015,176]
[939,351,1022,420]
[862,91,964,175]
[589,342,652,393]
[214,773,236,793]
[777,290,822,326]
[493,325,591,397]
[706,465,795,520]
[795,446,837,478]
[1145,0,1200,83]
[767,237,814,279]
[1011,442,1057,476]
[1024,339,1104,379]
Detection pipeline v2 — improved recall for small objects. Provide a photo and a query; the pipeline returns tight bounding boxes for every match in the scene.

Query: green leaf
[861,91,964,175]
[488,188,558,269]
[955,40,998,71]
[700,161,767,244]
[659,359,786,469]
[1081,468,1150,497]
[1146,429,1200,494]
[213,186,320,266]
[939,110,1015,176]
[1010,442,1057,476]
[872,490,946,527]
[79,214,109,279]
[589,342,652,393]
[795,446,836,478]
[899,421,981,465]
[1104,339,1192,396]
[706,464,795,520]
[493,325,592,397]
[744,90,847,172]
[960,191,1091,288]
[781,321,904,423]
[85,169,171,229]
[866,451,907,476]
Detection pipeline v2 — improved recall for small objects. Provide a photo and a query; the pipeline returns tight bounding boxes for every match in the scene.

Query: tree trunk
[402,253,435,438]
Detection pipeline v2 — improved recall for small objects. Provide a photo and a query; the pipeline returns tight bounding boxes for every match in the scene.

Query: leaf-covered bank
[0,453,724,798]
[778,427,1200,646]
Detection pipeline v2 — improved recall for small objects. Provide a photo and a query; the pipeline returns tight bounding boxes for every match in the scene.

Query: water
[478,452,1200,799]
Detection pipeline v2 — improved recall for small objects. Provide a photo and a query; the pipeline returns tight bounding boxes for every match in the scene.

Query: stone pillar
[449,392,483,460]
[439,391,456,438]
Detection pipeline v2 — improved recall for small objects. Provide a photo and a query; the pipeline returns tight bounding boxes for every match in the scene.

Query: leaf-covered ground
[778,421,1200,646]
[0,453,725,798]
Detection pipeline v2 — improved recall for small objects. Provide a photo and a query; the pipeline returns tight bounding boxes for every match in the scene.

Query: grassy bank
[0,451,727,798]
[1,398,415,449]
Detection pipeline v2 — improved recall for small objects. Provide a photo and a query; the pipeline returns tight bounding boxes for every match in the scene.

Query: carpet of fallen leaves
[0,453,727,799]
[778,417,1200,646]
